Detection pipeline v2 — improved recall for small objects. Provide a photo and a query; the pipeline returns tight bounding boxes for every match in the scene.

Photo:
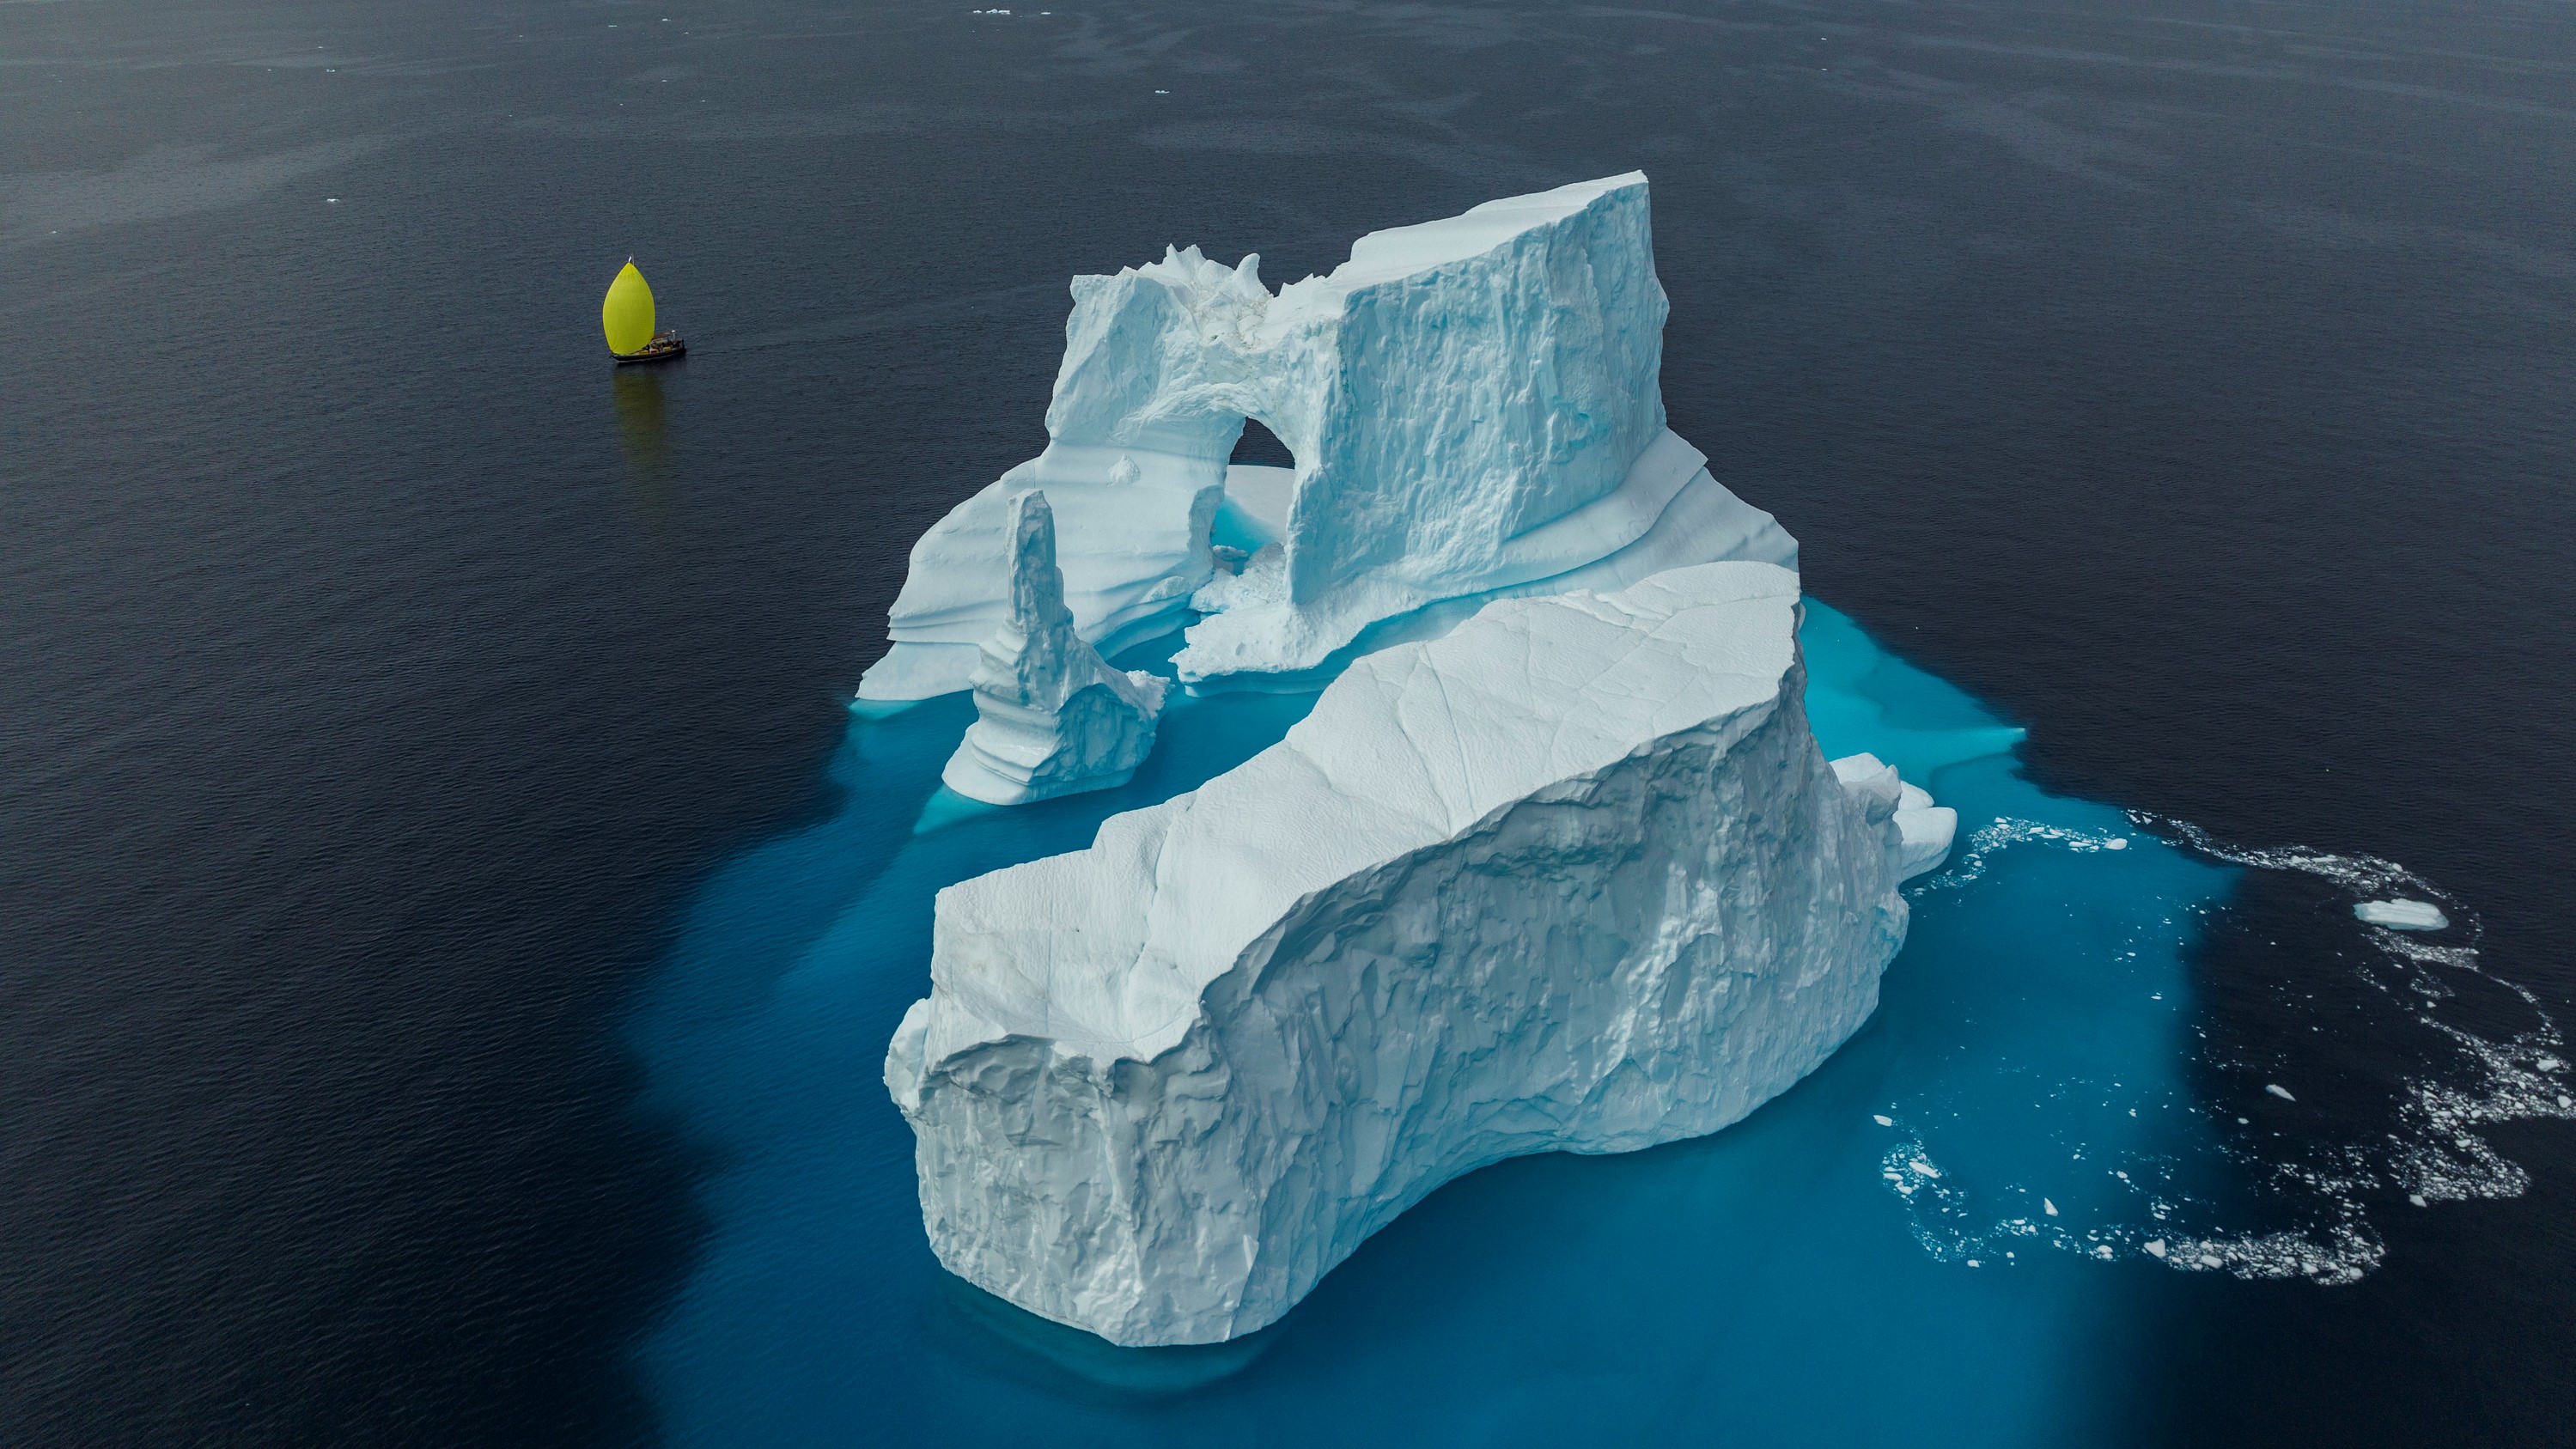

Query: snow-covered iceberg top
[856,173,1793,700]
[886,561,1953,1344]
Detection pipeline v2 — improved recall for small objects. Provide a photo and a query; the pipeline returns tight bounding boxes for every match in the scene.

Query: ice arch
[856,173,1797,701]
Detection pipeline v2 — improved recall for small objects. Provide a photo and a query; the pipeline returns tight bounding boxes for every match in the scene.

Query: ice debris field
[627,176,2573,1443]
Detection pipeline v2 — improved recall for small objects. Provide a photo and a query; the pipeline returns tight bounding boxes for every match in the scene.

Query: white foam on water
[1876,813,2570,1288]
[1913,817,2135,892]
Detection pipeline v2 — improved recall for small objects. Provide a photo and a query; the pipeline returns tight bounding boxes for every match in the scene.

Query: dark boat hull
[612,333,686,364]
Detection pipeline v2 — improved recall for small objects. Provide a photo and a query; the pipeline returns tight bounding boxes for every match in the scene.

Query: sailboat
[603,259,685,363]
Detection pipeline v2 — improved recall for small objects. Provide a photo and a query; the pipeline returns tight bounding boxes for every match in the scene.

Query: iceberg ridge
[856,173,1792,699]
[885,561,1952,1344]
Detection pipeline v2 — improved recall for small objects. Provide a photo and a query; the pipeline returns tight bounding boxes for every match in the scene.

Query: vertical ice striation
[855,174,1795,701]
[886,563,1953,1343]
[940,490,1169,807]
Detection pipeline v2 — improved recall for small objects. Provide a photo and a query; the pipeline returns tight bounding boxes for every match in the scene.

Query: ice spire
[939,490,1169,805]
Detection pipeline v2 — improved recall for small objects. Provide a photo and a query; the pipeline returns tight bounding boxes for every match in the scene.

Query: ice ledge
[1172,429,1795,682]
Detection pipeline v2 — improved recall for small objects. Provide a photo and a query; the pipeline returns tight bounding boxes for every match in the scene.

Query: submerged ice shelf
[637,596,2571,1448]
[886,563,1953,1344]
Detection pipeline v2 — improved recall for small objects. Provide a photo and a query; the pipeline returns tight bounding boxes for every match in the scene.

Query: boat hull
[612,333,686,364]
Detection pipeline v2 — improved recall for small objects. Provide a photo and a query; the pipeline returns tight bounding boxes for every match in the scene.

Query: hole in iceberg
[1212,416,1297,557]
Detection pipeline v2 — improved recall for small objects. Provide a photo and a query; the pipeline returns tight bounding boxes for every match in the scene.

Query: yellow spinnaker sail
[602,261,656,356]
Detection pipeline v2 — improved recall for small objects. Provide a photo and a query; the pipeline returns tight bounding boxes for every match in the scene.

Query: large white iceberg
[856,173,1793,701]
[885,562,1953,1345]
[941,490,1170,806]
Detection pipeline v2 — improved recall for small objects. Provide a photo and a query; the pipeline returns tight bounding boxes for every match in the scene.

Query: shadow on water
[612,362,676,512]
[929,1275,1283,1403]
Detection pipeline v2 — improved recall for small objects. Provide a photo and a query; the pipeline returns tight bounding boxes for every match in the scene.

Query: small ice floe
[2043,1198,2059,1216]
[2266,1083,2296,1101]
[2104,837,2128,850]
[1873,1114,1894,1126]
[2409,1194,2428,1207]
[2144,1239,2168,1258]
[2355,898,2448,931]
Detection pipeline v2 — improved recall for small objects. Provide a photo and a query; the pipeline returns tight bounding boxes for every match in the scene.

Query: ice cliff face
[884,562,1954,1345]
[856,173,1794,700]
[941,490,1169,806]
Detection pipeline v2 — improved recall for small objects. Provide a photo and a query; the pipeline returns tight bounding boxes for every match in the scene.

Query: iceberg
[941,490,1169,806]
[884,561,1953,1345]
[856,173,1793,701]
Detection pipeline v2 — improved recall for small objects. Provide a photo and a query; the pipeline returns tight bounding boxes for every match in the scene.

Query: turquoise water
[626,604,2290,1445]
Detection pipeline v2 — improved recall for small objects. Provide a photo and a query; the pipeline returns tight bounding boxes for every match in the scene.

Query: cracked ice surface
[855,172,1793,700]
[883,561,1952,1344]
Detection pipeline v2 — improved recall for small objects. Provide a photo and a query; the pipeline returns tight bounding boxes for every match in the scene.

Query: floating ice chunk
[1873,1114,1894,1127]
[2104,837,2127,849]
[2144,1239,2167,1258]
[2266,1083,2296,1101]
[2355,898,2449,930]
[2043,1198,2059,1216]
[939,490,1168,805]
[886,562,1939,1344]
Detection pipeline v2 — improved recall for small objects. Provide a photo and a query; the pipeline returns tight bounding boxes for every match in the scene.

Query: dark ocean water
[5,0,2573,1444]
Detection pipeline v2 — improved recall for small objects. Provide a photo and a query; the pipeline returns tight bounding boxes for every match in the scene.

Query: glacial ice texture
[884,562,1952,1344]
[941,490,1168,806]
[855,172,1794,700]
